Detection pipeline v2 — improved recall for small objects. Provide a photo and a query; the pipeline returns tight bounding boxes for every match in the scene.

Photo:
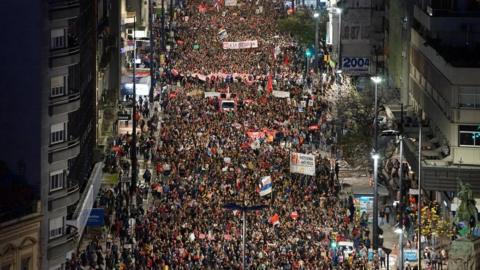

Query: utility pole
[130,16,138,193]
[161,0,166,51]
[149,0,155,103]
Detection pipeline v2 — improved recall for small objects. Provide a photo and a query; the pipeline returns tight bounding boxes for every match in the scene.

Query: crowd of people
[67,0,397,269]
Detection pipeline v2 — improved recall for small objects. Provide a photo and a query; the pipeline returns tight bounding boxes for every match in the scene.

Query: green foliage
[277,10,327,46]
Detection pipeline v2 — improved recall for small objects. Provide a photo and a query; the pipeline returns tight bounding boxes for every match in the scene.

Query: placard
[290,152,315,176]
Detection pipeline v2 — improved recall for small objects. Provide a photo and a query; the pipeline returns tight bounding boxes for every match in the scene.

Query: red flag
[269,213,280,226]
[266,74,273,94]
[290,211,299,220]
[283,54,289,66]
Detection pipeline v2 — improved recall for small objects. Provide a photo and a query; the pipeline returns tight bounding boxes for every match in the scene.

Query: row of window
[51,28,66,49]
[341,25,370,40]
[49,216,65,239]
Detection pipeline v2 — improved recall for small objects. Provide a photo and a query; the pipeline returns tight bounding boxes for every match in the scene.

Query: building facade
[399,0,480,202]
[0,203,42,270]
[327,0,385,76]
[0,0,106,269]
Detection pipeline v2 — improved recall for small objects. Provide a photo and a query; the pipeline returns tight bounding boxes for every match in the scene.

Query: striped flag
[269,213,280,226]
[259,176,272,196]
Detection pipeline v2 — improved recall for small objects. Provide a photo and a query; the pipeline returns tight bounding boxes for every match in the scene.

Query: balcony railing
[49,41,80,68]
[49,0,80,20]
[48,90,80,115]
[47,225,78,260]
[48,137,80,163]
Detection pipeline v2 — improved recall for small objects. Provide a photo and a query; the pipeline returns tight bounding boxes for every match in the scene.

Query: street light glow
[314,12,319,18]
[371,153,380,160]
[336,8,342,14]
[371,76,382,84]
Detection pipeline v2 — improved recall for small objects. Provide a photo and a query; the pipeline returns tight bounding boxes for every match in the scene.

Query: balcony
[48,137,80,163]
[49,91,80,115]
[47,225,77,260]
[49,0,80,20]
[49,46,80,68]
[48,180,79,211]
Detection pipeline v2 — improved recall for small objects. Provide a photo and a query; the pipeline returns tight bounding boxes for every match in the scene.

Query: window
[50,123,66,144]
[51,29,66,49]
[50,76,66,97]
[459,125,480,147]
[342,26,350,39]
[21,257,32,270]
[50,170,64,192]
[49,216,65,239]
[458,88,480,108]
[350,26,360,39]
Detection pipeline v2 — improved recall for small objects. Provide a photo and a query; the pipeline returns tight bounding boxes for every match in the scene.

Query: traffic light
[305,48,312,58]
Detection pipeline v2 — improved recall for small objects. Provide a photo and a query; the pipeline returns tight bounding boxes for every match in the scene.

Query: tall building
[326,0,385,76]
[0,1,106,269]
[398,0,480,203]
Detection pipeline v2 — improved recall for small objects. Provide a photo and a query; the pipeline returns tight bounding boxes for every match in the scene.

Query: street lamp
[381,129,404,270]
[314,12,320,72]
[370,75,382,250]
[223,203,268,270]
[327,7,342,67]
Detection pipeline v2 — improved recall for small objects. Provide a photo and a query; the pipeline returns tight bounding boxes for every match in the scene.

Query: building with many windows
[0,0,106,269]
[388,0,480,206]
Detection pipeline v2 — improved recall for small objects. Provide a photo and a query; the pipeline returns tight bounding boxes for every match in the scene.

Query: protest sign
[223,40,258,49]
[290,152,315,176]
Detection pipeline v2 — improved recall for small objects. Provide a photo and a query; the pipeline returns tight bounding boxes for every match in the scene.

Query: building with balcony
[0,0,104,269]
[396,0,480,204]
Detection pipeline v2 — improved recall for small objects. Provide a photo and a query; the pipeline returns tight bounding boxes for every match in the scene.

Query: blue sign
[404,249,418,261]
[87,208,105,227]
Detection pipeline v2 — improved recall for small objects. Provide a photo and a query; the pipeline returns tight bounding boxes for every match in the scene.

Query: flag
[266,74,273,94]
[259,176,272,196]
[290,211,298,220]
[283,54,289,66]
[269,213,280,226]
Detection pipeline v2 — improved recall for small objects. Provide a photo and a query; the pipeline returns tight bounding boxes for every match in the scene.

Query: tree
[277,10,327,46]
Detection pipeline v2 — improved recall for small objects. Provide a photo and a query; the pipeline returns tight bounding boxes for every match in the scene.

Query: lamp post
[371,75,382,250]
[149,0,155,103]
[382,130,404,270]
[314,12,319,73]
[417,122,422,270]
[223,203,268,270]
[336,8,342,69]
[131,16,138,193]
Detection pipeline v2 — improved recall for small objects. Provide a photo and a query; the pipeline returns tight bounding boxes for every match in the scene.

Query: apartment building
[0,0,105,269]
[401,0,480,202]
[327,0,385,76]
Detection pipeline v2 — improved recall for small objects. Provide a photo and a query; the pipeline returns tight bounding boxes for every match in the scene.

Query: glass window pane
[459,132,475,146]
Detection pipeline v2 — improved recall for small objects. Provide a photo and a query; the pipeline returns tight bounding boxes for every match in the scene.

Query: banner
[223,40,258,50]
[290,152,315,176]
[86,208,105,227]
[272,90,290,98]
[225,0,237,6]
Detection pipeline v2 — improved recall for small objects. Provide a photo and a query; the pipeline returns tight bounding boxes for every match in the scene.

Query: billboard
[86,208,105,227]
[290,152,315,176]
[341,57,370,75]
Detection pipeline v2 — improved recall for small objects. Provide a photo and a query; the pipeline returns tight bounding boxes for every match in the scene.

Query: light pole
[417,122,423,270]
[223,203,268,270]
[131,16,138,193]
[314,12,319,73]
[382,130,404,270]
[326,7,342,68]
[371,75,382,250]
[149,0,155,103]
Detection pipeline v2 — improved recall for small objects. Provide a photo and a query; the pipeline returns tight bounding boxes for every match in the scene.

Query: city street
[68,1,430,270]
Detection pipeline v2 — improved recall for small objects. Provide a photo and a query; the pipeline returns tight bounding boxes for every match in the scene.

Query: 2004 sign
[341,57,370,74]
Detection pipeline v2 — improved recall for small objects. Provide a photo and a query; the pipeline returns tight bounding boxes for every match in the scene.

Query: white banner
[272,90,290,98]
[290,152,315,176]
[341,57,370,75]
[225,0,237,6]
[223,40,258,50]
